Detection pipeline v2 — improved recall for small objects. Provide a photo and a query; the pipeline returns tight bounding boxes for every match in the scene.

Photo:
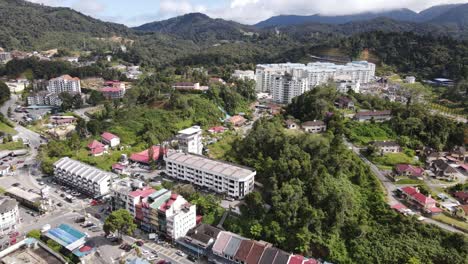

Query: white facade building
[47,75,81,94]
[232,70,256,81]
[271,74,310,104]
[164,151,256,199]
[177,126,203,155]
[0,197,19,235]
[337,81,360,94]
[255,61,375,98]
[53,157,115,197]
[27,91,62,106]
[159,193,196,240]
[0,52,11,64]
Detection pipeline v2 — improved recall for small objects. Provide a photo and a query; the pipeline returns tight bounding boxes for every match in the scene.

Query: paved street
[344,139,464,234]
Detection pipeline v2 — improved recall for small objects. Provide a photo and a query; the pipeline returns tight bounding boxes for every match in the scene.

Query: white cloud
[207,0,468,24]
[72,0,105,15]
[159,0,207,19]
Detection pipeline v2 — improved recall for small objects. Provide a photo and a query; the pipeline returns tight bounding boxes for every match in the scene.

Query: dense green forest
[218,117,467,264]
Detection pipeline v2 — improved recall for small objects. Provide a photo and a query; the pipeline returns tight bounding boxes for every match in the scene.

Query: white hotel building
[255,61,375,103]
[0,197,19,235]
[164,152,255,199]
[53,157,116,197]
[177,126,203,155]
[47,75,81,94]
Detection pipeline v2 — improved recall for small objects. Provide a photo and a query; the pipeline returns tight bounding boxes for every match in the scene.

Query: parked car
[56,202,63,207]
[11,183,20,187]
[136,240,144,246]
[147,255,158,261]
[175,251,186,257]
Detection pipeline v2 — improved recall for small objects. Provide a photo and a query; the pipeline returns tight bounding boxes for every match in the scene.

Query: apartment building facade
[232,70,256,81]
[53,157,115,197]
[255,61,375,102]
[47,75,81,94]
[164,152,256,199]
[177,126,203,155]
[271,74,310,104]
[0,197,20,235]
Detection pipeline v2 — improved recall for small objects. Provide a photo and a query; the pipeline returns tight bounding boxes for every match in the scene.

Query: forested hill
[0,0,132,49]
[133,13,257,42]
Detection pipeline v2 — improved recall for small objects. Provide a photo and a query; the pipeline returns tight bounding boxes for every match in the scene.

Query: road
[344,139,464,234]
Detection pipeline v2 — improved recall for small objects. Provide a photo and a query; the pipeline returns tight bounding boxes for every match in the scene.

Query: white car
[142,249,150,255]
[147,255,157,261]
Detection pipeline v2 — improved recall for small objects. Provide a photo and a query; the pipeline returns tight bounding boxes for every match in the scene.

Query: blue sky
[28,0,468,26]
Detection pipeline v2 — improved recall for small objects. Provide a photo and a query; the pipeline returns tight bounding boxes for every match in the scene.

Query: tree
[88,90,105,106]
[47,239,62,253]
[72,94,83,109]
[0,81,11,104]
[103,209,137,240]
[27,229,41,240]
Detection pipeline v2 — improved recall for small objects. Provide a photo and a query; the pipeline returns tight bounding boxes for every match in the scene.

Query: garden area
[368,151,421,170]
[344,120,396,146]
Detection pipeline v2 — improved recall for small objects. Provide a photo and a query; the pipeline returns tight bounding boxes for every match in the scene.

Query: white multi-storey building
[164,151,256,199]
[53,157,115,197]
[157,192,196,240]
[177,126,203,155]
[0,197,19,235]
[47,75,81,94]
[255,61,375,98]
[27,91,62,106]
[232,70,256,81]
[0,52,11,64]
[272,74,310,104]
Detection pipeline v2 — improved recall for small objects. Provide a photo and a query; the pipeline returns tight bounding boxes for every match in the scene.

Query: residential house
[101,132,120,148]
[130,145,167,165]
[172,82,208,91]
[399,186,442,214]
[354,110,392,122]
[302,120,326,133]
[454,205,468,222]
[112,163,128,175]
[394,164,426,180]
[208,126,228,134]
[432,159,459,181]
[228,115,246,127]
[454,191,468,204]
[285,119,298,130]
[87,140,107,157]
[373,141,401,155]
[101,87,126,100]
[209,77,226,85]
[335,96,355,109]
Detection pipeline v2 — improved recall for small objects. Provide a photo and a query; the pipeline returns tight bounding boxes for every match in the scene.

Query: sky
[28,0,468,26]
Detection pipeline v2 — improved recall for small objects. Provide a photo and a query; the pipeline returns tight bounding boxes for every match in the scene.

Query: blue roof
[46,224,86,248]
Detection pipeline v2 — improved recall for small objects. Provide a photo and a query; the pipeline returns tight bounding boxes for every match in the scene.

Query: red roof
[428,207,443,213]
[112,163,126,170]
[101,132,118,141]
[87,140,104,150]
[303,259,319,264]
[130,146,167,164]
[129,187,156,198]
[391,204,407,211]
[101,87,123,93]
[208,126,227,133]
[395,164,425,177]
[454,191,468,200]
[401,186,418,196]
[413,193,435,205]
[459,164,468,171]
[288,255,304,264]
[79,246,93,252]
[90,147,105,155]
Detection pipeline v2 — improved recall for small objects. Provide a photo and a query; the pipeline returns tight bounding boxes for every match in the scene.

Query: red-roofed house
[394,164,427,179]
[454,191,468,204]
[399,186,441,214]
[208,126,228,134]
[288,255,304,264]
[101,132,120,148]
[228,115,246,127]
[130,146,167,164]
[112,163,127,175]
[87,140,107,156]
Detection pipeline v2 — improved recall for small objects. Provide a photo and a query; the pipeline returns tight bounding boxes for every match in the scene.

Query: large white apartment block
[232,70,256,81]
[0,197,19,235]
[164,152,256,199]
[53,157,116,197]
[272,74,310,104]
[47,75,81,94]
[177,126,203,155]
[255,61,375,97]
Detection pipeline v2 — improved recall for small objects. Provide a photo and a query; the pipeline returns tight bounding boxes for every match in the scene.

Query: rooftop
[53,157,116,183]
[0,196,17,214]
[0,238,66,264]
[130,146,167,164]
[165,152,255,180]
[178,126,202,135]
[355,110,391,117]
[6,187,42,202]
[101,132,119,141]
[302,120,325,127]
[45,224,86,251]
